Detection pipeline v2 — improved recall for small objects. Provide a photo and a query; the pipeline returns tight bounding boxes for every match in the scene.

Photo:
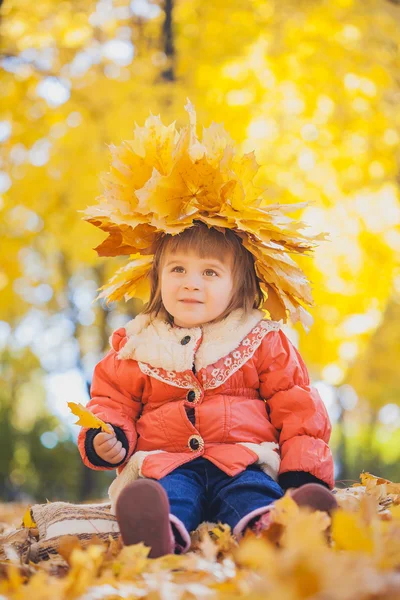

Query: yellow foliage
[1,472,399,598]
[21,507,36,529]
[332,510,374,554]
[85,100,323,330]
[67,402,113,434]
[1,0,400,372]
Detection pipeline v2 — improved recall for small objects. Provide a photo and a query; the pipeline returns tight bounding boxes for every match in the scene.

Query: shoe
[290,483,338,514]
[249,484,337,538]
[251,510,273,535]
[115,479,174,558]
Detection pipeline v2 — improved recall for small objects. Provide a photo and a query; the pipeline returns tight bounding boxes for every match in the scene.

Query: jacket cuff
[278,471,330,491]
[84,425,129,469]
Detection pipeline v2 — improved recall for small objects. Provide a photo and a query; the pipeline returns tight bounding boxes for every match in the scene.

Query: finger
[103,437,120,452]
[93,435,106,451]
[94,436,113,450]
[98,429,116,441]
[96,434,118,449]
[104,442,121,460]
[118,447,127,461]
[94,436,112,453]
[106,447,126,464]
[95,425,116,444]
[106,442,123,461]
[97,446,119,462]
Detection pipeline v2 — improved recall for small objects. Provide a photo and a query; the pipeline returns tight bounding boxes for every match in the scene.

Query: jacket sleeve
[278,470,330,490]
[77,343,144,471]
[258,329,334,489]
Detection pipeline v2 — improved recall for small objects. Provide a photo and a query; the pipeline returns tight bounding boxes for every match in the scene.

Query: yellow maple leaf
[22,506,36,529]
[389,505,400,519]
[360,472,391,486]
[269,492,300,526]
[84,102,321,330]
[210,523,235,553]
[68,402,113,434]
[64,545,106,598]
[331,510,374,554]
[97,254,153,303]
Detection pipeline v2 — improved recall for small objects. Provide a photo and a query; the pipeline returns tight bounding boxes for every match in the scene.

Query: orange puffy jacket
[78,308,334,504]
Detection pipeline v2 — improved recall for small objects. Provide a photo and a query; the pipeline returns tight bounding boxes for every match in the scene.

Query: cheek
[218,277,233,294]
[209,282,229,300]
[160,273,169,297]
[161,276,178,296]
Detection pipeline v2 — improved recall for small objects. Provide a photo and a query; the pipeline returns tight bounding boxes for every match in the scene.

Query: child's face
[161,250,234,328]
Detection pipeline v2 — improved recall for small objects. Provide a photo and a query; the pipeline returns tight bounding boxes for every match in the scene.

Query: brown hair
[142,221,264,325]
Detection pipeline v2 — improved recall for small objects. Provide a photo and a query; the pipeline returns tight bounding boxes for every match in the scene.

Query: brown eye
[204,269,217,277]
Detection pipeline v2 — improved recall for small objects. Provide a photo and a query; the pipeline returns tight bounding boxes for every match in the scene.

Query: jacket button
[188,435,204,452]
[190,438,199,450]
[187,390,196,402]
[181,335,191,345]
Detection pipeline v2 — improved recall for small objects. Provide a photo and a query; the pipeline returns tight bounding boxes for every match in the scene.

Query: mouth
[179,300,203,304]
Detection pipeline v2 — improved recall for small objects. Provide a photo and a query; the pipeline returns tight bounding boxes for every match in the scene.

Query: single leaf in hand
[68,402,113,434]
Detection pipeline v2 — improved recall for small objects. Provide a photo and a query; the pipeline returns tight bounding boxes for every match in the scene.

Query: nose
[183,273,202,290]
[184,282,200,290]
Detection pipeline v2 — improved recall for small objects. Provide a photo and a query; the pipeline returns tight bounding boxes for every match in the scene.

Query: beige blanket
[27,501,120,562]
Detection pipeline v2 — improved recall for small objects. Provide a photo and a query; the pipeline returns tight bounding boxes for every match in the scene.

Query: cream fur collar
[115,308,269,372]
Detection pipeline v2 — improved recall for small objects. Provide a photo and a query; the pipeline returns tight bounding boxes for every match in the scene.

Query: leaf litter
[0,472,399,599]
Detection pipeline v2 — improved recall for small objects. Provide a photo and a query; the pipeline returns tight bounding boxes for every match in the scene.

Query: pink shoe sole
[115,479,173,558]
[291,483,338,513]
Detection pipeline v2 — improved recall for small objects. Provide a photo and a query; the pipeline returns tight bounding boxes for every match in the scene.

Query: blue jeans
[157,457,284,534]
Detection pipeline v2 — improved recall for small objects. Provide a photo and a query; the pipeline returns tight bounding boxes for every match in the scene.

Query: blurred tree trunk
[0,382,17,500]
[161,0,175,82]
[335,393,349,485]
[357,412,381,476]
[78,264,110,500]
[55,253,98,500]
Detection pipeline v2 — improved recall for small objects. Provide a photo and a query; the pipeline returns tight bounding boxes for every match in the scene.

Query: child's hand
[93,425,127,464]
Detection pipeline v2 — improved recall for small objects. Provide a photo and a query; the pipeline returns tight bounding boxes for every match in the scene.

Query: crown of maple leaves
[84,100,326,330]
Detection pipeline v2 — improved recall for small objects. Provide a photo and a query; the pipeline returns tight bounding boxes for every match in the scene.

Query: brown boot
[115,479,175,558]
[290,483,338,514]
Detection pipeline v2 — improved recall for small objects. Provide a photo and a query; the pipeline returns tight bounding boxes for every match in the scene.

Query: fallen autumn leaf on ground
[0,473,399,599]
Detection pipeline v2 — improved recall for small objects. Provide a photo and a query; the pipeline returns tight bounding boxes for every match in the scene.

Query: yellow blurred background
[0,0,399,502]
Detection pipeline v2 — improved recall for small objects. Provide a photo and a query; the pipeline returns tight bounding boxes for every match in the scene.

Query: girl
[78,222,336,558]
